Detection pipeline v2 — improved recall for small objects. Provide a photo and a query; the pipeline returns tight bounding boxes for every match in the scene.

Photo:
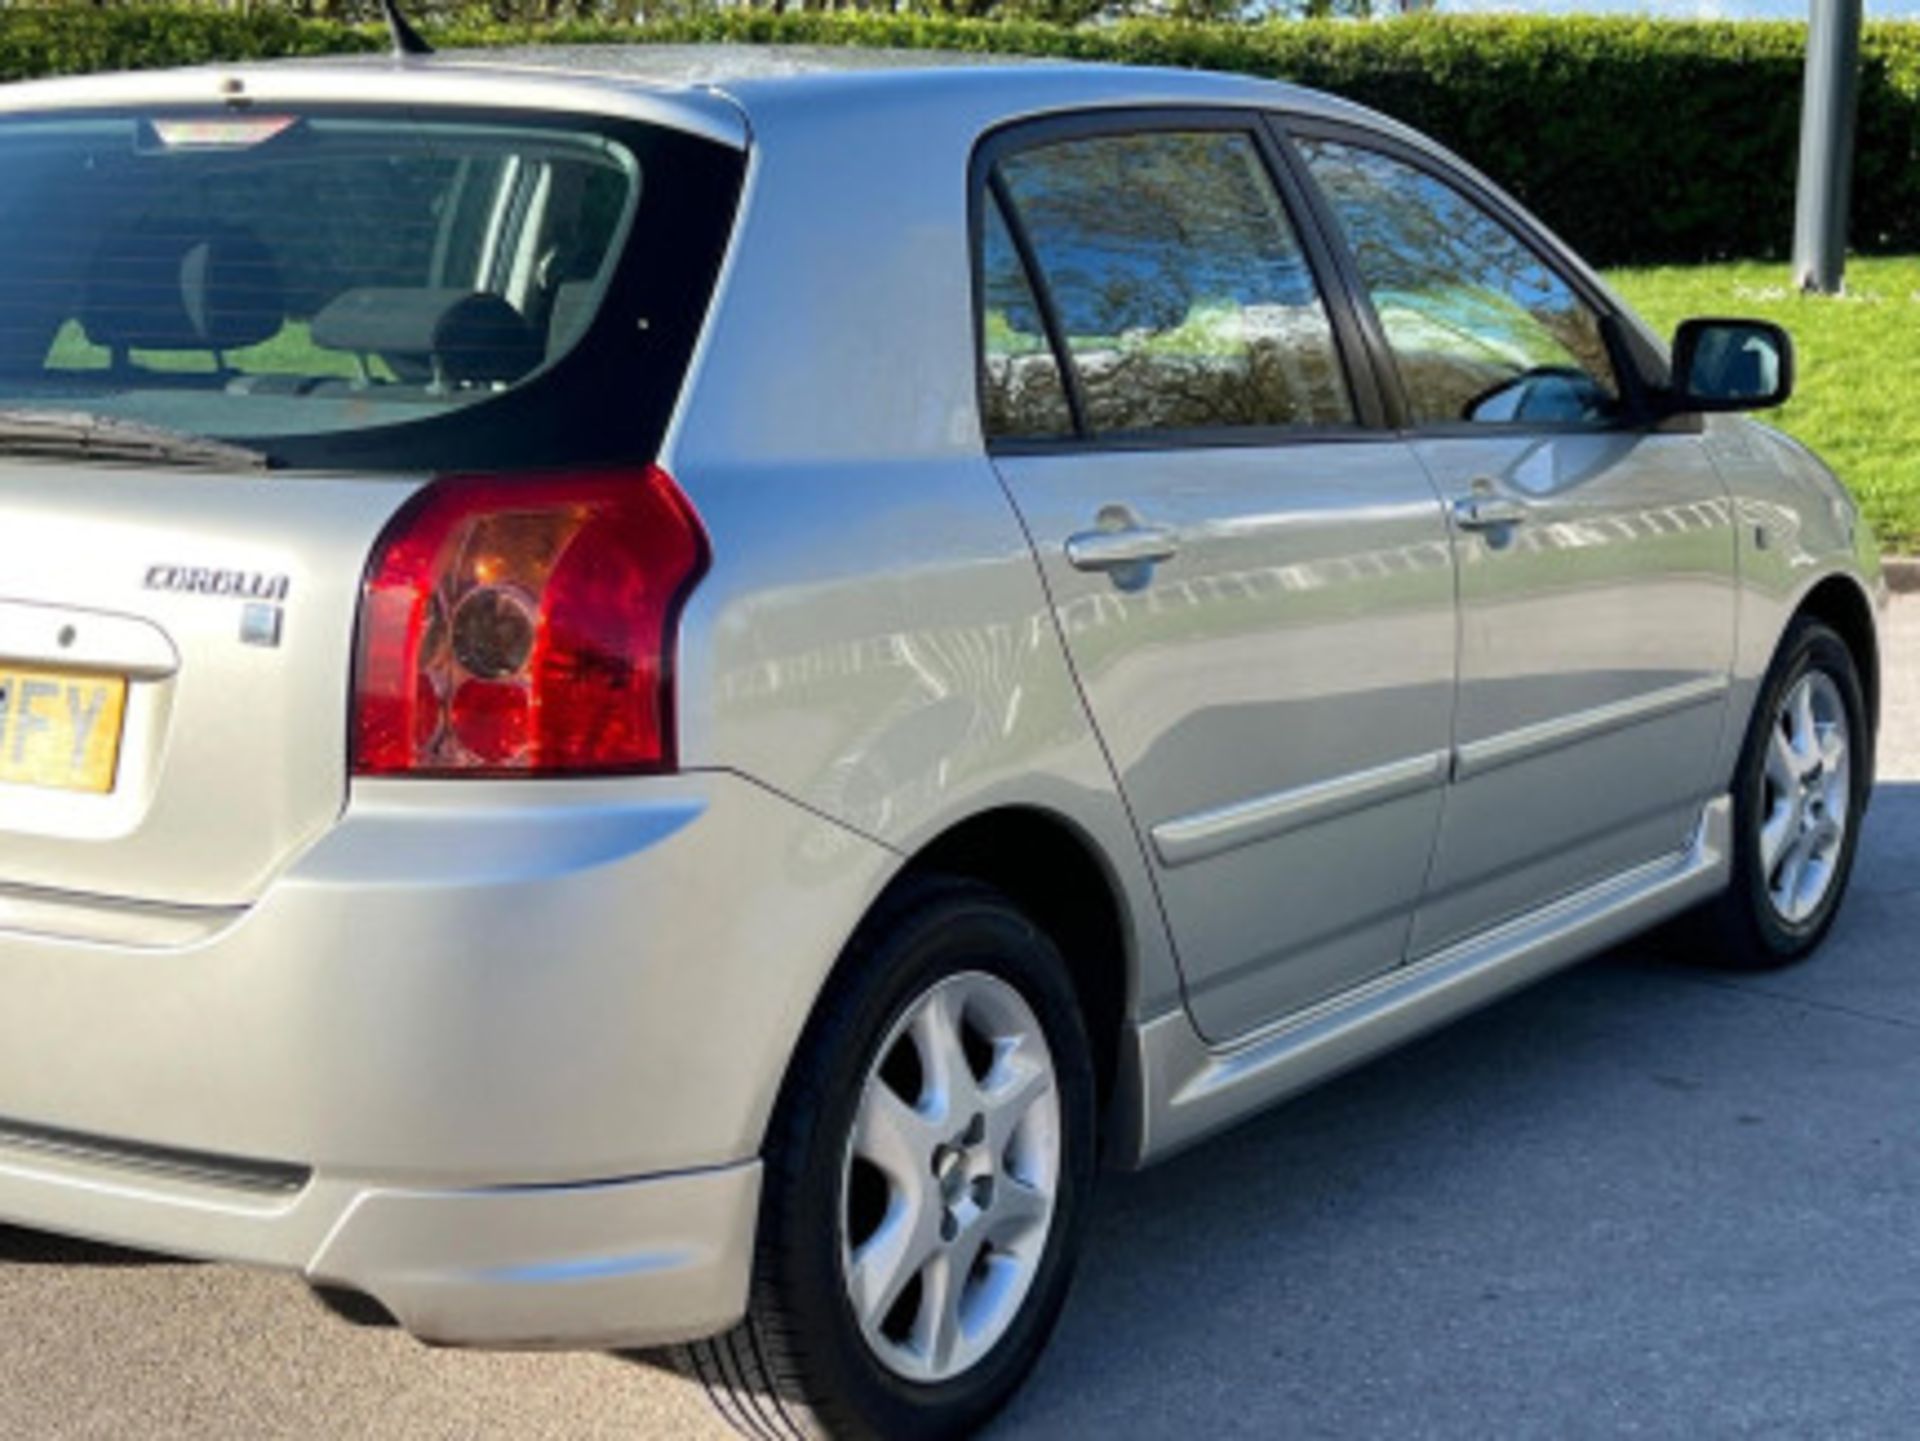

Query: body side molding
[1150,750,1449,869]
[1147,674,1728,874]
[1117,795,1732,1168]
[1453,674,1730,780]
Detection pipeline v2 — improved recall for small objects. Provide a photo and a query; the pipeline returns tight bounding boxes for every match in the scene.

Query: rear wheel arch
[901,807,1133,1124]
[766,805,1135,1161]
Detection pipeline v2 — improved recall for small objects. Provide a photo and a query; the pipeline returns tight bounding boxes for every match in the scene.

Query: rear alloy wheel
[842,971,1063,1386]
[678,877,1096,1440]
[1689,617,1869,969]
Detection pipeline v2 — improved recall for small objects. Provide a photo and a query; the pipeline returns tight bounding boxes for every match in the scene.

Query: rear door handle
[1452,494,1528,531]
[1065,525,1180,573]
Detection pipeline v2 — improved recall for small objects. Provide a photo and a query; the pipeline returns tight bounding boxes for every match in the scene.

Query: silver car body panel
[0,768,887,1345]
[0,49,1884,1341]
[1704,414,1887,774]
[0,465,413,906]
[993,440,1459,1039]
[1406,430,1739,957]
[0,771,892,1181]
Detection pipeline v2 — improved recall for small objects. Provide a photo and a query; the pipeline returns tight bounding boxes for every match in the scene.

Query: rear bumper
[0,1140,761,1349]
[0,770,892,1347]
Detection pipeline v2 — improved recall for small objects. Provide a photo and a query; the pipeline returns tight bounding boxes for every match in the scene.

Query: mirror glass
[1676,320,1791,409]
[1465,366,1619,424]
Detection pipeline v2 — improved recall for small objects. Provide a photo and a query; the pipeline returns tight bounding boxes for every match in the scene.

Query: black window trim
[970,106,1391,456]
[983,173,1088,437]
[1270,114,1671,440]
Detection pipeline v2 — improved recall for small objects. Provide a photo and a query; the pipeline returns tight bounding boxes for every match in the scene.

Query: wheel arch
[770,804,1139,1160]
[892,807,1134,1128]
[1793,571,1880,767]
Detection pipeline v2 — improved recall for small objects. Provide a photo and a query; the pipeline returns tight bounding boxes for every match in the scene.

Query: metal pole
[1792,0,1864,294]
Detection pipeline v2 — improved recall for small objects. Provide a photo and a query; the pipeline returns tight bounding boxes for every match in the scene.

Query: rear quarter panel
[658,78,1182,1023]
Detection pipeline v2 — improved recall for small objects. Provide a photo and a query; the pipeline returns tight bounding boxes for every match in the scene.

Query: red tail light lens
[353,466,707,776]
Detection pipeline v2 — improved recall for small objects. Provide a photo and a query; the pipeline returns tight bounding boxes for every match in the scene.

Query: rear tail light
[352,466,707,776]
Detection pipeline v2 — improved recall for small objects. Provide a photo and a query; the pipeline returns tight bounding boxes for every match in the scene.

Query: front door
[978,117,1458,1041]
[1291,130,1738,956]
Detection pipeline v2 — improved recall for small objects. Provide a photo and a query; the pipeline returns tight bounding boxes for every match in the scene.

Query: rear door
[979,113,1458,1042]
[1285,126,1737,956]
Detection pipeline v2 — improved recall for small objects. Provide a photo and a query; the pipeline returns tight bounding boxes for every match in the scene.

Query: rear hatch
[0,90,742,907]
[0,463,409,906]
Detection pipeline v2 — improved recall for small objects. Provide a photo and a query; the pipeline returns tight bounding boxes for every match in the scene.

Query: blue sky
[1435,0,1920,17]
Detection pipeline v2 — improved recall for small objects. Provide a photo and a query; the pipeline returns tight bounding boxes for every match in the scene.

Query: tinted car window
[996,131,1352,435]
[979,193,1073,439]
[0,108,741,470]
[1298,139,1620,428]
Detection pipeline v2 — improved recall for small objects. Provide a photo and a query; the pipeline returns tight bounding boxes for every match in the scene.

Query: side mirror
[1669,318,1794,413]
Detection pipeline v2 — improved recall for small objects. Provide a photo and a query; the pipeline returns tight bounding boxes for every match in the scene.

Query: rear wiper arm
[0,409,271,472]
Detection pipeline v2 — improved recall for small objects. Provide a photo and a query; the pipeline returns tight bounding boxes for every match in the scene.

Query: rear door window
[991,129,1354,437]
[0,108,741,470]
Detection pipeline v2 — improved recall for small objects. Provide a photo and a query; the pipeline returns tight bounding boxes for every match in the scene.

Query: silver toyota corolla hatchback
[0,41,1882,1439]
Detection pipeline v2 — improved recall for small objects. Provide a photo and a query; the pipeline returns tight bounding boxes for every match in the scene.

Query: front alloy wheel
[1758,669,1852,926]
[1688,615,1869,969]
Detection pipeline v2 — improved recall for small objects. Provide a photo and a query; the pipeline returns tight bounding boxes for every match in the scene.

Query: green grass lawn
[1605,255,1920,553]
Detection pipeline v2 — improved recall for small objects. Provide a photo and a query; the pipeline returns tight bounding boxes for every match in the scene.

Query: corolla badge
[144,564,290,648]
[143,565,291,602]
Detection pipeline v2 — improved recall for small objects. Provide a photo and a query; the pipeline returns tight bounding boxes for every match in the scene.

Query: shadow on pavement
[0,1225,178,1268]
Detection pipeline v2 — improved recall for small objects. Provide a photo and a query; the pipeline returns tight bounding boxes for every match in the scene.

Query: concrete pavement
[3,598,1917,1440]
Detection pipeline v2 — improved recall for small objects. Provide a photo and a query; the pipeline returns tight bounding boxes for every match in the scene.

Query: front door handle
[1452,494,1528,531]
[1065,525,1180,573]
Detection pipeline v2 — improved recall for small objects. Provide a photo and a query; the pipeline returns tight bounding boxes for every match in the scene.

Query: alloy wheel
[1760,668,1851,925]
[838,970,1062,1385]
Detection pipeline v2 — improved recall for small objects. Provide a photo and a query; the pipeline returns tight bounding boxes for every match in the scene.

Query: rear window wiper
[0,409,271,472]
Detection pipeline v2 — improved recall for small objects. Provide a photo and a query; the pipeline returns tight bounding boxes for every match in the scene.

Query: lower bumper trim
[305,1160,763,1350]
[0,1115,309,1196]
[0,1143,762,1351]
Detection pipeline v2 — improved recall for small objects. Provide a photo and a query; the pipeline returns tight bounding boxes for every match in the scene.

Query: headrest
[312,288,541,387]
[82,224,284,354]
[546,280,597,360]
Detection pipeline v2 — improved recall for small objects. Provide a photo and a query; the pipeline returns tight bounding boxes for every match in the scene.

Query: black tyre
[677,876,1098,1440]
[1687,616,1870,970]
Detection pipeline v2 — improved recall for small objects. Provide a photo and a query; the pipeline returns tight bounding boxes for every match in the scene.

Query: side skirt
[1113,795,1732,1169]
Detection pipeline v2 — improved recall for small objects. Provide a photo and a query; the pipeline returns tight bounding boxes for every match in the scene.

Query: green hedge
[4,9,1920,267]
[0,11,374,79]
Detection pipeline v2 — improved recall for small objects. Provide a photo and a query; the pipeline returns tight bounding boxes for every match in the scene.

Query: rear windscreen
[0,107,742,470]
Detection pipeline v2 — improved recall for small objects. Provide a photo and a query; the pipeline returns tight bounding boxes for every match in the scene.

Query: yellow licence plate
[0,666,128,794]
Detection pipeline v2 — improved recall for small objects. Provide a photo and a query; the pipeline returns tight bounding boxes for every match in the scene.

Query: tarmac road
[4,597,1918,1440]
